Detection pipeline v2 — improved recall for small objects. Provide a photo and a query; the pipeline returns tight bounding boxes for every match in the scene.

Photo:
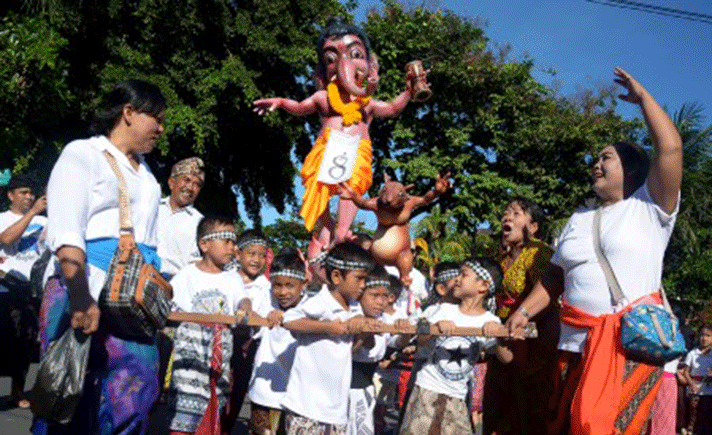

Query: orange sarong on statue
[559,292,663,435]
[299,127,372,231]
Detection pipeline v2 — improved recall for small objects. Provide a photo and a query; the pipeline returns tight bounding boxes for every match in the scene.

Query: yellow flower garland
[327,82,370,126]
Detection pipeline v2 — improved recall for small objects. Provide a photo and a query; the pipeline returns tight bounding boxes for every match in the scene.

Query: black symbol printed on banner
[328,152,348,180]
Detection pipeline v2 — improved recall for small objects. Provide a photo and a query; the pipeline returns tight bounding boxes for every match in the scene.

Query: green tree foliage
[663,103,712,305]
[2,0,350,223]
[362,2,639,237]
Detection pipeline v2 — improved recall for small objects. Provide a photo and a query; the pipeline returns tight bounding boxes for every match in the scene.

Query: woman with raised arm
[33,80,166,435]
[506,68,682,435]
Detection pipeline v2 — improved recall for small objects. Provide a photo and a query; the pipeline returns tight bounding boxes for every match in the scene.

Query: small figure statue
[338,173,451,286]
[253,20,426,261]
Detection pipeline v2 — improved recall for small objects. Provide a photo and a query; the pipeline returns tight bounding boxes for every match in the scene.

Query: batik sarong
[32,276,160,435]
[399,385,473,435]
[284,411,347,435]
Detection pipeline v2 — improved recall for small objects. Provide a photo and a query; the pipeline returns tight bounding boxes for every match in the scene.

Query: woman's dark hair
[315,19,371,83]
[612,142,650,198]
[508,197,545,239]
[89,80,166,136]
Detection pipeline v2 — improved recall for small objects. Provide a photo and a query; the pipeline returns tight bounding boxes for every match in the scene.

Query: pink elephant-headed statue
[338,172,451,287]
[253,19,427,263]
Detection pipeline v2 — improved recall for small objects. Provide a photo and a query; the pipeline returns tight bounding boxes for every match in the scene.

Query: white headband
[365,279,390,289]
[325,255,370,271]
[271,269,306,281]
[435,269,460,284]
[237,237,268,250]
[201,231,237,242]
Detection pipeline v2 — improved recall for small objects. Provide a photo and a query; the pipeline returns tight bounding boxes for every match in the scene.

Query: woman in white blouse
[507,68,682,435]
[34,80,166,435]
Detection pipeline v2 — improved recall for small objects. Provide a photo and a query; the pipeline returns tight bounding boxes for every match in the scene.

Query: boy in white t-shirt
[681,324,712,435]
[167,215,250,435]
[399,257,513,435]
[247,249,308,435]
[281,242,377,435]
[348,265,397,435]
[226,229,271,431]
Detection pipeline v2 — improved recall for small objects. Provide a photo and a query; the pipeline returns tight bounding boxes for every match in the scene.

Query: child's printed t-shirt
[281,285,359,425]
[685,348,712,396]
[168,264,247,433]
[415,303,500,401]
[248,292,305,409]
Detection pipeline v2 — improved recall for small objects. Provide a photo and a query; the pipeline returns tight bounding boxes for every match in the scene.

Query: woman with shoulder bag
[506,68,683,435]
[33,80,166,435]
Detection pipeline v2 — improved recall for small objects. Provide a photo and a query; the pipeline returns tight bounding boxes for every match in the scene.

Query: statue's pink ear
[404,184,415,191]
[384,173,391,183]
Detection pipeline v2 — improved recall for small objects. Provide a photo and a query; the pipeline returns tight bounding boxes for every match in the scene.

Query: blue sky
[243,0,712,228]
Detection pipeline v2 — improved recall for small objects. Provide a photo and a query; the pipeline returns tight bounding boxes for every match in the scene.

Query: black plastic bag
[29,327,91,424]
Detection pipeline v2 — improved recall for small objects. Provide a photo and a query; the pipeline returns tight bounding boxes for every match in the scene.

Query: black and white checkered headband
[237,237,268,250]
[325,255,370,271]
[462,260,495,296]
[201,231,237,242]
[435,269,460,284]
[271,269,306,281]
[365,279,390,289]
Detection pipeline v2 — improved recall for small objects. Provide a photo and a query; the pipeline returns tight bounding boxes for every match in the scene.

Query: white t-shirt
[170,263,247,315]
[0,210,47,280]
[415,303,499,401]
[46,135,162,300]
[551,184,678,352]
[244,274,272,339]
[281,285,358,425]
[684,348,712,396]
[156,198,202,277]
[387,266,428,316]
[247,292,304,409]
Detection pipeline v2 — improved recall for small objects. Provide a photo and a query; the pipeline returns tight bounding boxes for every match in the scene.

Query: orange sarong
[560,293,663,435]
[299,127,372,231]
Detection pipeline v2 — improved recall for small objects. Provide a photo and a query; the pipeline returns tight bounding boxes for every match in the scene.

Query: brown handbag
[98,151,173,338]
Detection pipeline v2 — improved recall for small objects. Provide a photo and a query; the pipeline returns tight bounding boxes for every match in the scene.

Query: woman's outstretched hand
[614,67,646,105]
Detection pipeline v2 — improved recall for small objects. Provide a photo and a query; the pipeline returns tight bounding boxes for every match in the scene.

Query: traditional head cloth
[201,231,236,242]
[325,254,370,271]
[271,268,306,282]
[170,157,205,182]
[435,268,460,284]
[237,236,268,250]
[365,278,390,289]
[462,259,497,312]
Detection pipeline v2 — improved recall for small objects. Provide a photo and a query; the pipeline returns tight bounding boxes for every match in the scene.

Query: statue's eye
[398,192,405,198]
[350,48,364,59]
[325,52,337,64]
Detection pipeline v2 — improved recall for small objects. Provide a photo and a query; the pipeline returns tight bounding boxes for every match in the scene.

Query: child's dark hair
[196,214,234,254]
[324,241,375,284]
[237,229,269,249]
[387,274,404,301]
[699,323,712,335]
[427,261,460,305]
[271,247,306,277]
[363,264,391,298]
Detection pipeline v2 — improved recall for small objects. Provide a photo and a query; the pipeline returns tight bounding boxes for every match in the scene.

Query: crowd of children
[160,217,527,435]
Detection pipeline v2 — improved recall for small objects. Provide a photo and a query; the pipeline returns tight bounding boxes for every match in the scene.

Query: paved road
[0,363,251,434]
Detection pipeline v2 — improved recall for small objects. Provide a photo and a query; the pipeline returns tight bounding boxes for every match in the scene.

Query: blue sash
[85,237,161,272]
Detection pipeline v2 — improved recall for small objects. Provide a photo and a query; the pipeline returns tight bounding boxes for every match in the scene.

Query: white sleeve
[282,295,324,322]
[47,144,91,253]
